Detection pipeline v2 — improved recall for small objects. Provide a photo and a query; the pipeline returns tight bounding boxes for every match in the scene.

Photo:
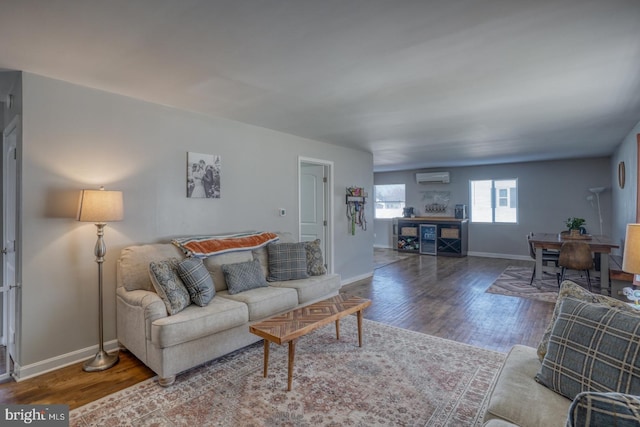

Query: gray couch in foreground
[116,232,341,386]
[483,280,640,427]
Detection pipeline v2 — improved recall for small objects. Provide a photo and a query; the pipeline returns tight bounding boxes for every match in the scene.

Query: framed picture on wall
[187,152,221,198]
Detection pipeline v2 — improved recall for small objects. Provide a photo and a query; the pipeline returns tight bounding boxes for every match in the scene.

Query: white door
[2,116,19,381]
[299,160,332,272]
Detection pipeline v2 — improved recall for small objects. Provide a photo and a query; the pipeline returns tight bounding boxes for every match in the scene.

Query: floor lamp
[588,186,606,235]
[77,186,123,372]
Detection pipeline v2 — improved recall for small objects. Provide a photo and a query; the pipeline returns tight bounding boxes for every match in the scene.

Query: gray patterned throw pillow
[149,259,191,315]
[305,239,327,276]
[267,242,309,281]
[536,297,640,400]
[222,258,269,295]
[177,257,215,306]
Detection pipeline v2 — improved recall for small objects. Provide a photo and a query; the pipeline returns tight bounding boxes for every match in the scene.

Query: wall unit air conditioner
[416,172,450,184]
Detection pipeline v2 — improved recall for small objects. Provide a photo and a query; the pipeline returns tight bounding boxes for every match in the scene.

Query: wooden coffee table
[249,294,371,391]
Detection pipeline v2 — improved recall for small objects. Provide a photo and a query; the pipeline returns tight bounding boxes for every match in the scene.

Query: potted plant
[565,217,586,236]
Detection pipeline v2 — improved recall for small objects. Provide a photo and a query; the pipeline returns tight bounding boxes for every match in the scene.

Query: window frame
[374,184,406,219]
[469,178,518,224]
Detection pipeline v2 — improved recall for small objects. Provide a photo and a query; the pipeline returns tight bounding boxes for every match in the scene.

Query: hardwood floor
[0,253,554,410]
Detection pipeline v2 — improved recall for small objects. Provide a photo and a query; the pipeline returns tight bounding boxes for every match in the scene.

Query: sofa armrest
[117,287,167,321]
[116,287,167,362]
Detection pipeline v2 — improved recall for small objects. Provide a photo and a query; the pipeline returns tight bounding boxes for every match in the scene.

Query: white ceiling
[2,0,640,171]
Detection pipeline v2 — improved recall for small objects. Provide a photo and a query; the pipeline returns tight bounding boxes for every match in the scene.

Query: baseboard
[341,272,373,287]
[468,251,531,261]
[14,340,120,381]
[373,244,393,249]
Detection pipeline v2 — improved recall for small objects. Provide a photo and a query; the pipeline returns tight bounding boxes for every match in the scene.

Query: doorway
[1,115,20,382]
[299,158,333,273]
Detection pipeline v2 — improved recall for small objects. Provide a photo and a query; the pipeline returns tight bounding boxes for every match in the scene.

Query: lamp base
[83,350,119,372]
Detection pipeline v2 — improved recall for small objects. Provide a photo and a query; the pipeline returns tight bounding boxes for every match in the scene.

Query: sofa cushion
[536,297,640,400]
[267,242,309,281]
[537,280,636,361]
[217,287,298,321]
[202,250,254,292]
[119,244,186,292]
[149,259,191,315]
[269,273,341,304]
[305,239,327,276]
[177,258,215,306]
[222,259,269,295]
[151,297,249,348]
[483,345,571,427]
[567,392,640,427]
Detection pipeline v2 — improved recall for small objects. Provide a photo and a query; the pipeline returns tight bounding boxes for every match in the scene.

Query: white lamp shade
[622,224,640,275]
[77,189,124,223]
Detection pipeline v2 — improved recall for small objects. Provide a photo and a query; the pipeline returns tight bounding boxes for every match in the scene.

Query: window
[374,184,405,219]
[470,179,518,223]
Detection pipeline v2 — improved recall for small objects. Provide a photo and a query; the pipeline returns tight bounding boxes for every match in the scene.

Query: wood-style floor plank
[0,253,554,409]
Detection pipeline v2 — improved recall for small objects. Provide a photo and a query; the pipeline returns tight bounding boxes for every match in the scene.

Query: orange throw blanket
[172,232,279,258]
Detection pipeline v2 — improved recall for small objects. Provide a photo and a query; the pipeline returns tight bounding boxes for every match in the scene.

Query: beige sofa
[115,232,341,386]
[483,280,640,427]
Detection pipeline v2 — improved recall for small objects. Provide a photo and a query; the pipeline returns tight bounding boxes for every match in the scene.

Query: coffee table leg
[263,339,270,377]
[357,310,363,347]
[335,319,340,340]
[287,339,296,391]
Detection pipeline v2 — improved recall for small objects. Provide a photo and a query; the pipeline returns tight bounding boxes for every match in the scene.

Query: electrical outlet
[279,208,286,217]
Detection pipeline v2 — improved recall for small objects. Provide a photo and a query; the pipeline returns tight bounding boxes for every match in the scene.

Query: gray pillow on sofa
[177,257,215,306]
[536,297,640,400]
[567,391,640,427]
[222,258,269,295]
[305,239,327,276]
[149,258,191,315]
[267,242,309,281]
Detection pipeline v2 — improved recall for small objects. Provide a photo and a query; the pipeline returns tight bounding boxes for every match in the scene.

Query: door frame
[298,157,333,274]
[2,115,21,382]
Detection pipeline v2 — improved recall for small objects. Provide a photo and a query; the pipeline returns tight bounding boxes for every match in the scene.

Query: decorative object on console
[623,223,640,287]
[186,152,221,199]
[420,190,450,216]
[587,186,606,235]
[77,186,123,372]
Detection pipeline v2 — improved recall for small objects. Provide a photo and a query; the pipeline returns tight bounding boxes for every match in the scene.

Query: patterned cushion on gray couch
[536,297,640,400]
[267,242,309,281]
[537,280,637,361]
[305,239,327,276]
[567,392,640,427]
[177,257,215,306]
[149,259,191,315]
[222,258,269,295]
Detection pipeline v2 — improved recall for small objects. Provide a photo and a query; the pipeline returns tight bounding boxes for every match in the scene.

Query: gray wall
[611,120,639,252]
[375,157,612,258]
[18,72,373,371]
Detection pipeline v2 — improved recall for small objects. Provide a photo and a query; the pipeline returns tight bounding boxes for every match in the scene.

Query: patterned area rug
[373,247,412,269]
[71,317,504,426]
[486,265,560,303]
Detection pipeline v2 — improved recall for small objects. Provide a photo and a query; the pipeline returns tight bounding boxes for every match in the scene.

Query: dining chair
[527,233,560,286]
[558,241,594,292]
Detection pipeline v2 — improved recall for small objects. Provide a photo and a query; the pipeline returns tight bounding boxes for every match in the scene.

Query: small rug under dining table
[485,265,561,303]
[71,316,505,426]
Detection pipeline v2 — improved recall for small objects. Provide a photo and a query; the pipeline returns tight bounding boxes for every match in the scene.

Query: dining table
[528,233,619,294]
